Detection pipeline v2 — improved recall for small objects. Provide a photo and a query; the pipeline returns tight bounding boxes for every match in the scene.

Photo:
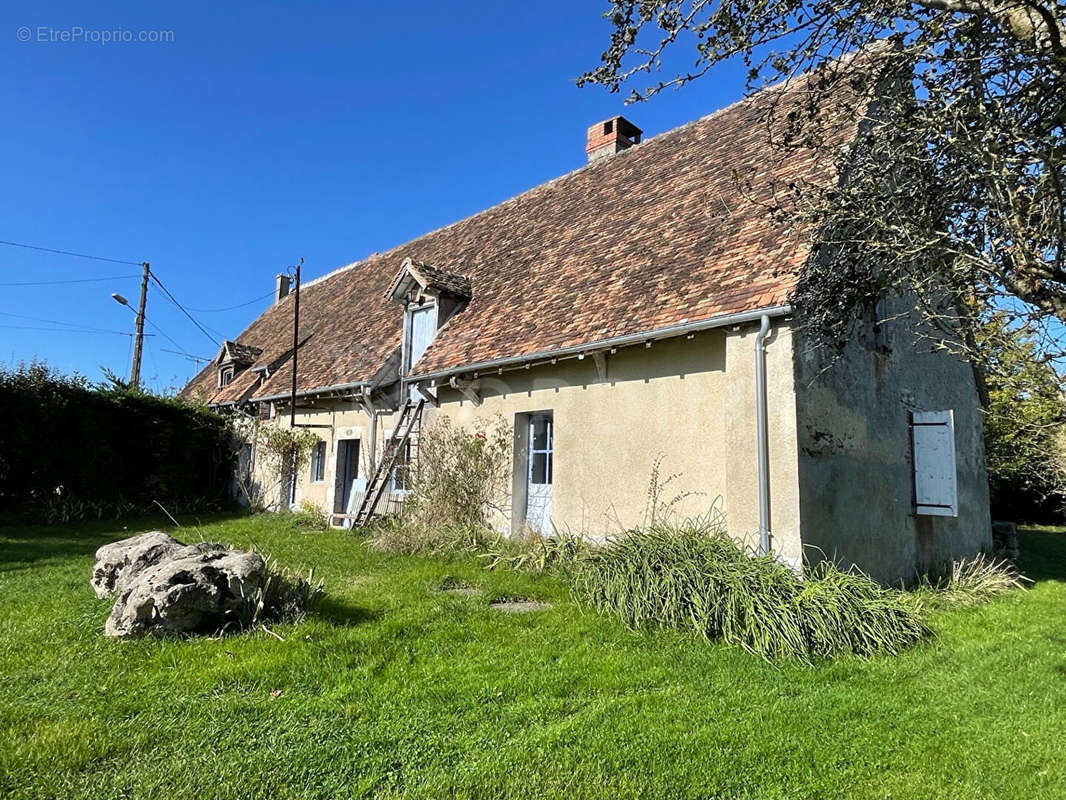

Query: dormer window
[385,257,473,400]
[212,340,263,394]
[406,302,437,388]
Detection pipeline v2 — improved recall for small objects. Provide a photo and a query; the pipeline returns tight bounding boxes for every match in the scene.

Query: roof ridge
[298,87,790,294]
[266,42,889,297]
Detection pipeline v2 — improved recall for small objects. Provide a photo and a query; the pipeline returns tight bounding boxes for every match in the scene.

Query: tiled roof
[386,258,472,302]
[181,70,871,405]
[217,340,262,366]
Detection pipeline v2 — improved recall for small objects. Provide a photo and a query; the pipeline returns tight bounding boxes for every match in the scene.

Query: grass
[0,514,1064,799]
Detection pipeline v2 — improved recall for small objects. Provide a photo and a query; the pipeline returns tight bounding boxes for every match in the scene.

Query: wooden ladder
[351,399,425,527]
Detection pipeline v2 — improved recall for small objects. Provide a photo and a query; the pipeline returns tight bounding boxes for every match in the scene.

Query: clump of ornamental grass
[570,514,928,663]
[478,526,588,574]
[247,552,325,627]
[911,553,1030,611]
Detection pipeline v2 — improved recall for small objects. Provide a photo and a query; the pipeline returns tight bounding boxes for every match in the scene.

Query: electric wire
[148,275,220,347]
[0,324,147,336]
[0,309,138,334]
[0,238,142,265]
[161,347,211,364]
[142,315,196,355]
[186,291,274,312]
[0,274,141,287]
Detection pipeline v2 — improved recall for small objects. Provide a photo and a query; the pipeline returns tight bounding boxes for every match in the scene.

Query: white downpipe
[755,314,772,555]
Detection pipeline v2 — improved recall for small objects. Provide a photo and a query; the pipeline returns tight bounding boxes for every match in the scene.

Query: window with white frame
[310,440,326,484]
[219,366,234,387]
[529,414,553,486]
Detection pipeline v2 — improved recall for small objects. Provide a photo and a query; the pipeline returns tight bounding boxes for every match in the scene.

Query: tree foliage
[580,0,1066,367]
[978,315,1066,518]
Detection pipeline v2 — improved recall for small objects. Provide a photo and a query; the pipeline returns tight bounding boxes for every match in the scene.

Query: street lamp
[111,262,150,388]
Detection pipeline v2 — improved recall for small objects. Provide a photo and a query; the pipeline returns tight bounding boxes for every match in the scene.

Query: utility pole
[290,258,302,428]
[130,261,150,388]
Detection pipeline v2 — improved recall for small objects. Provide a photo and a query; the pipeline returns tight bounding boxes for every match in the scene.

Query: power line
[0,309,138,334]
[186,290,275,313]
[0,273,140,287]
[161,347,211,364]
[0,323,151,336]
[0,238,142,266]
[143,314,195,355]
[149,274,220,347]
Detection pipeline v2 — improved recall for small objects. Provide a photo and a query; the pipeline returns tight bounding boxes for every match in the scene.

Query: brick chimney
[275,274,291,305]
[586,116,642,162]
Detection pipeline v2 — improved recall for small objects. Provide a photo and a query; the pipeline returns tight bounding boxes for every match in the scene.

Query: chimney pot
[275,274,291,305]
[586,116,642,162]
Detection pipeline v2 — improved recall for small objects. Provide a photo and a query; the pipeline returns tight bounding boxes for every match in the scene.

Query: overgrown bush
[229,414,322,511]
[367,417,511,555]
[0,363,233,517]
[978,315,1066,522]
[570,515,928,662]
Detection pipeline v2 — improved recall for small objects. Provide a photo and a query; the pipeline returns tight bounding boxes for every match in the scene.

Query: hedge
[0,364,233,516]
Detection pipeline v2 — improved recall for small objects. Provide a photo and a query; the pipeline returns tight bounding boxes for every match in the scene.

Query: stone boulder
[91,531,225,598]
[91,531,183,598]
[105,549,267,638]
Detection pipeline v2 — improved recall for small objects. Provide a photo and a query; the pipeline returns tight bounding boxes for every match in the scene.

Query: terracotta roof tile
[181,70,871,404]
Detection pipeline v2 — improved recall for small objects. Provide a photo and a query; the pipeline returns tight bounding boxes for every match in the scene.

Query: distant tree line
[0,364,233,521]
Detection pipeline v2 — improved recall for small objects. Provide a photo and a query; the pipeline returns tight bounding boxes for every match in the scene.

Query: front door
[335,439,361,518]
[525,413,553,535]
[406,305,437,402]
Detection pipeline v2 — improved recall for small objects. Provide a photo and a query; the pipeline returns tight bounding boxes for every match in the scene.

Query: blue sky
[1,2,749,392]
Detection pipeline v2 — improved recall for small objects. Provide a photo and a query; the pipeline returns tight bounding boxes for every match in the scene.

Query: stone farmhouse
[181,70,992,583]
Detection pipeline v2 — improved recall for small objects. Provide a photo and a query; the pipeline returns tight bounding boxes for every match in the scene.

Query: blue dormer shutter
[407,305,436,372]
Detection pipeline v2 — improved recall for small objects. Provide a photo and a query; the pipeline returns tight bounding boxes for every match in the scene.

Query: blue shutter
[912,410,957,517]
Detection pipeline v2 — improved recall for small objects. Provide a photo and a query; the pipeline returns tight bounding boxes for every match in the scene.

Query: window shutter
[911,410,958,517]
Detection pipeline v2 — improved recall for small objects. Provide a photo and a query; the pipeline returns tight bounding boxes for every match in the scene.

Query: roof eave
[253,379,371,404]
[410,304,793,384]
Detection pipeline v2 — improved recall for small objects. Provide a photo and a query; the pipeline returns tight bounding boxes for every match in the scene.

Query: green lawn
[1,515,1064,800]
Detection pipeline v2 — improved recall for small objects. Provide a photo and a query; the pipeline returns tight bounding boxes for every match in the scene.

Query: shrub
[979,314,1066,522]
[0,362,233,516]
[404,416,511,530]
[912,554,1030,610]
[570,515,928,662]
[292,500,328,531]
[367,417,510,555]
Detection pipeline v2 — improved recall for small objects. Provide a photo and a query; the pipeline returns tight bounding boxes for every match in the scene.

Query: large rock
[91,531,226,598]
[105,549,267,638]
[91,531,184,598]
